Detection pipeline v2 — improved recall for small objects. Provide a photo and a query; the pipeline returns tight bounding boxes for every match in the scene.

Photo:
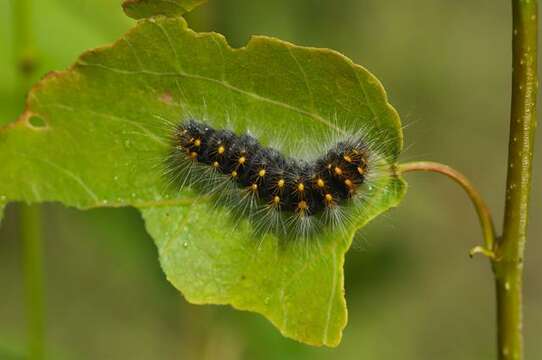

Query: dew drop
[0,195,6,201]
[113,175,119,181]
[264,297,271,305]
[183,242,189,248]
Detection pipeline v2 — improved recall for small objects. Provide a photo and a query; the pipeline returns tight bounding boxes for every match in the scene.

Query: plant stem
[397,161,496,254]
[13,0,44,358]
[495,1,538,359]
[20,205,45,360]
[401,2,538,358]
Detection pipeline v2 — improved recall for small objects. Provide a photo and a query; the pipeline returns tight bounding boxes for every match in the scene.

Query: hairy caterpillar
[164,119,385,239]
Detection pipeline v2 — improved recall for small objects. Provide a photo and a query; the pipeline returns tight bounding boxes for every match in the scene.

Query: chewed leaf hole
[27,115,47,129]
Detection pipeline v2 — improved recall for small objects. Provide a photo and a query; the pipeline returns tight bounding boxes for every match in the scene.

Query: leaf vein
[123,38,145,70]
[42,104,166,146]
[287,47,316,112]
[77,60,344,133]
[352,68,380,126]
[36,158,99,202]
[154,22,182,73]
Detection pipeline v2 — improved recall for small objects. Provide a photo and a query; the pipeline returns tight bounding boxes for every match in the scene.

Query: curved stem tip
[397,161,496,257]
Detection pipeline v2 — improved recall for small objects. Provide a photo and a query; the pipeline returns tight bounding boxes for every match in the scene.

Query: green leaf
[142,177,404,347]
[122,0,207,19]
[0,17,405,346]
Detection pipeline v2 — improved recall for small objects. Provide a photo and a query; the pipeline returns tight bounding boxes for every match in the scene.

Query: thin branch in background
[20,205,44,360]
[12,0,45,358]
[13,0,37,80]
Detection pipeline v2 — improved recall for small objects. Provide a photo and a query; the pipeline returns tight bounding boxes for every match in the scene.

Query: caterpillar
[165,119,380,239]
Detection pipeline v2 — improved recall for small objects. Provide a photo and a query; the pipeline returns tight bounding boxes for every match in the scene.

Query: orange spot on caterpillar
[189,152,198,159]
[231,170,238,178]
[316,178,325,188]
[212,161,219,168]
[193,139,201,147]
[277,179,285,188]
[297,201,308,210]
[334,166,343,176]
[324,193,333,203]
[273,196,280,205]
[297,183,305,192]
[250,183,258,192]
[258,169,266,177]
[343,155,352,163]
[344,179,353,188]
[218,145,225,154]
[238,156,246,165]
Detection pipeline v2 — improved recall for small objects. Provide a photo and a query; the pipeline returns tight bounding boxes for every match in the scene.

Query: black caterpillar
[166,119,371,237]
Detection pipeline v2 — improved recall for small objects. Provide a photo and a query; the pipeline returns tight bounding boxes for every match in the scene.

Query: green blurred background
[1,0,541,359]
